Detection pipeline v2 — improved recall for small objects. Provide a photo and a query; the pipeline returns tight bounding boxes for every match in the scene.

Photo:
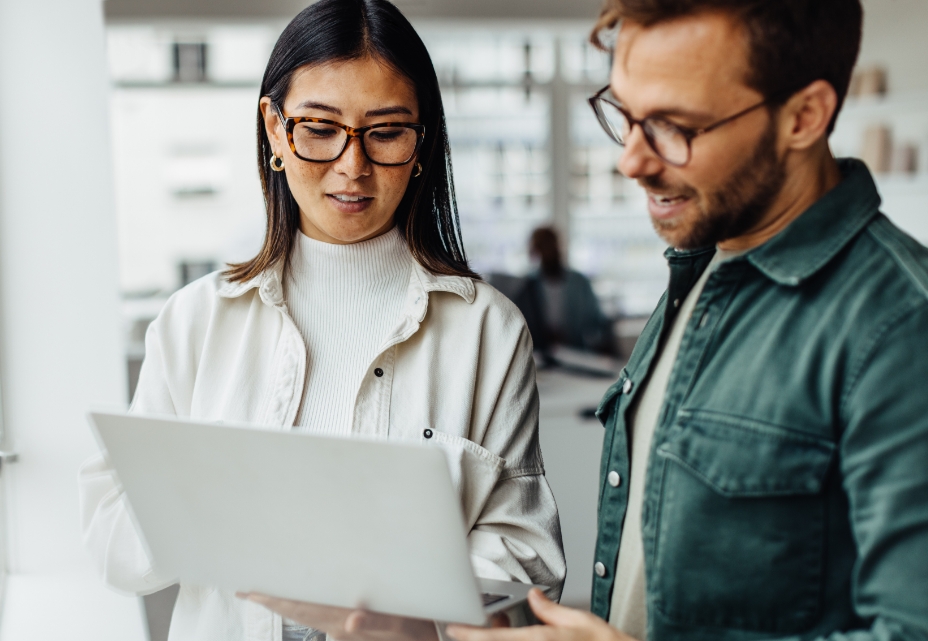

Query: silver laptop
[88,411,543,625]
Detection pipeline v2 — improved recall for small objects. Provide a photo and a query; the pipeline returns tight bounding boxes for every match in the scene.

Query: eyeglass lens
[594,99,691,166]
[292,122,419,164]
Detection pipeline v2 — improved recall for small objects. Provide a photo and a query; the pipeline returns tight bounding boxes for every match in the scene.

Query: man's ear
[778,79,838,151]
[259,96,283,153]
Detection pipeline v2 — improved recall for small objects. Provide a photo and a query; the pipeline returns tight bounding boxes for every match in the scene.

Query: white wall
[111,87,266,294]
[0,0,146,637]
[860,0,928,93]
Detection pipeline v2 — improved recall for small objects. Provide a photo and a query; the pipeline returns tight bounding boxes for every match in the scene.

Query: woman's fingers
[447,623,549,641]
[346,610,439,641]
[243,593,352,630]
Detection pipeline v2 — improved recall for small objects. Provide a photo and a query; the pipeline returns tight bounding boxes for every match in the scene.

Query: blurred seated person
[527,226,614,355]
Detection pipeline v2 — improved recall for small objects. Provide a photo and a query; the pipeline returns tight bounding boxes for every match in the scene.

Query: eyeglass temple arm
[695,95,780,137]
[273,104,288,128]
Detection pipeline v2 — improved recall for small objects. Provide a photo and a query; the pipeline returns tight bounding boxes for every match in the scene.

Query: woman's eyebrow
[294,101,342,115]
[291,102,412,118]
[365,106,413,117]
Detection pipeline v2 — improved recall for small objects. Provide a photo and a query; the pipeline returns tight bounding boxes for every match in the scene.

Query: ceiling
[104,0,605,21]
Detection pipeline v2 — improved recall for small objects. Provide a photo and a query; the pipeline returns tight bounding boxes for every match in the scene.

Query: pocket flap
[427,431,505,528]
[656,411,835,497]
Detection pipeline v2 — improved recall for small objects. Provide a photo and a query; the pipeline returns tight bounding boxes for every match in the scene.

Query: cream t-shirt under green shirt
[609,248,744,640]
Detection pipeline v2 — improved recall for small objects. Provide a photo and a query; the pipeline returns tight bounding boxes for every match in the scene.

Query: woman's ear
[259,96,284,154]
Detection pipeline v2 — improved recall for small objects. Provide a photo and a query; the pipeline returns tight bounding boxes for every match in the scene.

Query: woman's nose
[333,136,372,179]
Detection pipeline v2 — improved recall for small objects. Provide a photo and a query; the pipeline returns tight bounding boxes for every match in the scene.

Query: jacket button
[374,368,384,377]
[594,561,607,577]
[622,379,633,395]
[608,471,622,487]
[423,429,433,439]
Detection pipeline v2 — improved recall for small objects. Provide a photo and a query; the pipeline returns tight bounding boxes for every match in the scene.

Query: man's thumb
[527,589,579,626]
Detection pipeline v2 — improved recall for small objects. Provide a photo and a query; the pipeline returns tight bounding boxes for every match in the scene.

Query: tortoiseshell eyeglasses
[276,106,425,166]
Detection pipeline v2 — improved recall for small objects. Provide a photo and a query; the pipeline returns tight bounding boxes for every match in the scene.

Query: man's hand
[446,589,637,641]
[238,593,439,641]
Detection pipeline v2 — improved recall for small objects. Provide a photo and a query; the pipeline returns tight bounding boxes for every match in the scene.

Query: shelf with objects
[830,66,928,244]
[421,27,557,276]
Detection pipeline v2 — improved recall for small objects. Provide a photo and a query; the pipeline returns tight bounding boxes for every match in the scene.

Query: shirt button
[608,471,622,487]
[374,368,384,377]
[622,379,633,395]
[423,429,433,439]
[673,298,681,308]
[594,561,607,577]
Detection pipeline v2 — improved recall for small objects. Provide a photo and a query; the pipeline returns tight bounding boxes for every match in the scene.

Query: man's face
[611,12,786,249]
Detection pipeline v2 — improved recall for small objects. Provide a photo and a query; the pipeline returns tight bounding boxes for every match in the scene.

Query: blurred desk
[537,364,616,609]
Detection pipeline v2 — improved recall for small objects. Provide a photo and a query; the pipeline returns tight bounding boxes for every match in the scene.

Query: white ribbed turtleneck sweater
[285,227,412,436]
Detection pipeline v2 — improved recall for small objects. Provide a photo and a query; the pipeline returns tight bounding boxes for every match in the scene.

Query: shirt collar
[215,256,476,310]
[662,158,881,287]
[745,158,882,286]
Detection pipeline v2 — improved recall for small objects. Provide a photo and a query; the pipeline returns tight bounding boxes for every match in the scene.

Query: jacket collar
[746,158,881,286]
[663,158,882,287]
[215,256,476,310]
[216,265,286,307]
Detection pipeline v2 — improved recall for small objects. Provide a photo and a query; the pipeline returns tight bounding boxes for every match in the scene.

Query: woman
[527,226,613,355]
[79,2,565,641]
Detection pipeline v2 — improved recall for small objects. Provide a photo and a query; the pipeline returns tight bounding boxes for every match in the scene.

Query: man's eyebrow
[294,101,342,115]
[365,105,413,117]
[609,89,713,122]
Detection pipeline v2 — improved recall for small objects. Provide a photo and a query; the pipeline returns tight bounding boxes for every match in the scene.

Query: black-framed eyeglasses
[588,85,782,167]
[276,106,425,166]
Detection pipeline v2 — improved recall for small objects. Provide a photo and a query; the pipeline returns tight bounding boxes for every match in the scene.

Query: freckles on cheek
[384,172,413,207]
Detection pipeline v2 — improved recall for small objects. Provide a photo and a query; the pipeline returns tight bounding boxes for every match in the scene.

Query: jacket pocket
[650,410,834,633]
[426,431,506,530]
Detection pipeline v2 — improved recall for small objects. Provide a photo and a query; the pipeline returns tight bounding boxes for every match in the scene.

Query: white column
[0,0,146,638]
[550,37,572,257]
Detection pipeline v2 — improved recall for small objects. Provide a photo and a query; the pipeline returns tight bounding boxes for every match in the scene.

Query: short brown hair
[591,0,863,133]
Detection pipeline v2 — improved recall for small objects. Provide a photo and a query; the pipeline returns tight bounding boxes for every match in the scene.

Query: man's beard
[644,118,786,250]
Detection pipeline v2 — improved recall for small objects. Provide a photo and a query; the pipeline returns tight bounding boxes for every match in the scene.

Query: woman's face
[260,56,420,244]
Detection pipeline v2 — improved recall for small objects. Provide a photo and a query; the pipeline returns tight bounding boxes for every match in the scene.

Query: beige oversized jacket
[79,261,566,641]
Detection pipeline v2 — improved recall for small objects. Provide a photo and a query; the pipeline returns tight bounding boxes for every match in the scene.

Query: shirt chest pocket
[424,430,506,530]
[649,411,835,634]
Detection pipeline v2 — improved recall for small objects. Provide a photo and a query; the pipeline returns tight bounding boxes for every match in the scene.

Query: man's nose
[333,136,372,180]
[617,124,664,180]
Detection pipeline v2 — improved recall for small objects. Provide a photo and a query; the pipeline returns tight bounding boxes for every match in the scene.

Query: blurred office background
[1,0,927,639]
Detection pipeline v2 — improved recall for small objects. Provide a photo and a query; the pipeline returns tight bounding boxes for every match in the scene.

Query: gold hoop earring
[412,162,422,178]
[270,154,285,172]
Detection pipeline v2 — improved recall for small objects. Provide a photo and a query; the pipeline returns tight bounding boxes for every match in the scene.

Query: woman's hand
[446,589,637,641]
[238,593,439,641]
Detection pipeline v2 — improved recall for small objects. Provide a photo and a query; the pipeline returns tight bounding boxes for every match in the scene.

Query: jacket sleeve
[466,312,567,601]
[78,316,180,596]
[810,305,928,641]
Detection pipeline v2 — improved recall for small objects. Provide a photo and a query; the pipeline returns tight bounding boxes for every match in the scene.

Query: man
[449,1,928,641]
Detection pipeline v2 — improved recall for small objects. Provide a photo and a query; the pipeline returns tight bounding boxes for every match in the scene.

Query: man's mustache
[637,175,697,198]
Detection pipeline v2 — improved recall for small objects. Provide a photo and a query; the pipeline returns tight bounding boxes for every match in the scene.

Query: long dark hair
[225,0,478,282]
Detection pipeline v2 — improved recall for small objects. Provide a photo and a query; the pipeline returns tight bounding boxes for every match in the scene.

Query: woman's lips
[326,194,373,214]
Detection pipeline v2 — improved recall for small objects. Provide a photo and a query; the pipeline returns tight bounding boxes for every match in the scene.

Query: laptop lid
[88,412,488,625]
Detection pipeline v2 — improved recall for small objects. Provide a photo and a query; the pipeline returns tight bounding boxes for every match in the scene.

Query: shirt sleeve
[818,304,928,641]
[466,319,567,601]
[78,317,179,595]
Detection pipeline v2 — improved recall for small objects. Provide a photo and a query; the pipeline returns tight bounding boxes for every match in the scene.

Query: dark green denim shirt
[592,159,928,641]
